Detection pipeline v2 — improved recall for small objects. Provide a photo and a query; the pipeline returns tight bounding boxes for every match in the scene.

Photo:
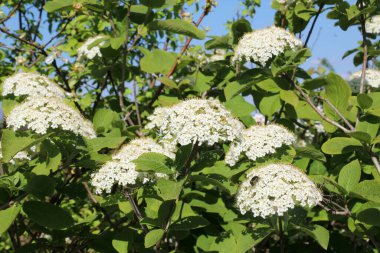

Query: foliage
[0,0,379,252]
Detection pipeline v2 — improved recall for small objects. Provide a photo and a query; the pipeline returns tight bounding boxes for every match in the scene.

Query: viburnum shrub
[0,0,380,252]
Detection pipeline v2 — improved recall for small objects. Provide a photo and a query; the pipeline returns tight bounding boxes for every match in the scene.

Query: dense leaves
[0,0,379,252]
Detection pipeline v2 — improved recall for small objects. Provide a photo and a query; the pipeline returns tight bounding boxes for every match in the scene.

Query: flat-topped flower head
[366,15,380,34]
[348,69,380,93]
[232,26,302,66]
[77,36,106,60]
[7,97,96,139]
[2,72,65,99]
[91,138,174,194]
[146,98,244,148]
[225,124,296,166]
[236,163,322,218]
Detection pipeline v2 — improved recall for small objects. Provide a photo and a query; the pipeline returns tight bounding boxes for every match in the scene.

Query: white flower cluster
[7,97,96,139]
[236,164,322,218]
[91,138,174,194]
[232,26,302,66]
[77,36,106,60]
[225,124,296,166]
[146,99,244,148]
[366,15,380,34]
[2,72,65,99]
[348,69,380,93]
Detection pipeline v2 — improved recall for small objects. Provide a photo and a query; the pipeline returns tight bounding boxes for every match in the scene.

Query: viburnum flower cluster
[91,138,174,194]
[2,72,65,99]
[7,97,96,139]
[348,69,380,93]
[77,36,106,60]
[366,15,380,34]
[232,26,302,66]
[225,124,296,166]
[236,164,322,218]
[146,98,244,148]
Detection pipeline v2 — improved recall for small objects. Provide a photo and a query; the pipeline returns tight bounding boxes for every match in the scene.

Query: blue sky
[198,0,362,76]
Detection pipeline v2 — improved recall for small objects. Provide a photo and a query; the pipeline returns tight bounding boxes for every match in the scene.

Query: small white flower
[91,138,174,194]
[2,72,66,99]
[232,26,302,66]
[348,69,380,93]
[146,98,244,148]
[366,15,380,34]
[7,97,96,139]
[225,124,296,166]
[236,163,322,218]
[15,56,26,65]
[77,36,106,60]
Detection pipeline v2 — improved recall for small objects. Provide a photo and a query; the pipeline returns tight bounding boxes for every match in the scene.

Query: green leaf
[357,94,373,109]
[357,204,380,227]
[140,49,177,74]
[321,137,362,155]
[25,175,56,199]
[174,144,193,170]
[1,129,49,163]
[44,0,74,12]
[299,224,329,250]
[372,135,380,145]
[33,140,62,175]
[133,152,173,174]
[205,35,231,50]
[231,18,252,44]
[280,90,299,106]
[258,93,282,117]
[110,36,125,50]
[322,73,351,121]
[367,106,380,117]
[157,76,178,89]
[0,205,21,234]
[338,159,361,192]
[148,20,206,40]
[225,95,255,118]
[190,175,230,193]
[93,109,121,133]
[23,201,74,229]
[170,216,209,230]
[351,180,380,203]
[295,146,326,162]
[144,229,164,248]
[141,0,165,8]
[156,178,184,200]
[112,230,134,253]
[347,131,372,143]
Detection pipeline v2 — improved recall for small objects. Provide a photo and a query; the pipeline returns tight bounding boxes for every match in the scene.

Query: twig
[278,216,284,253]
[370,153,380,176]
[32,1,44,42]
[355,1,369,129]
[319,97,355,131]
[83,182,117,229]
[124,189,148,234]
[43,19,71,48]
[133,77,143,128]
[0,193,28,211]
[148,2,213,107]
[283,74,351,133]
[304,3,325,48]
[0,1,22,24]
